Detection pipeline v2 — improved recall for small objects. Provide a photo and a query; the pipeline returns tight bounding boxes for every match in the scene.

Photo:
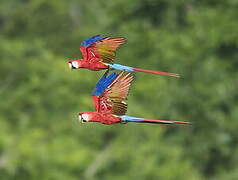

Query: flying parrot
[68,35,180,78]
[78,71,190,125]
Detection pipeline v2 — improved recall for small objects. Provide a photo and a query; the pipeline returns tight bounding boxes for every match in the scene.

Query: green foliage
[0,0,237,179]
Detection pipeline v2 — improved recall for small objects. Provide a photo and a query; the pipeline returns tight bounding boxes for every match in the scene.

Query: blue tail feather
[121,115,143,122]
[120,115,177,124]
[108,64,134,72]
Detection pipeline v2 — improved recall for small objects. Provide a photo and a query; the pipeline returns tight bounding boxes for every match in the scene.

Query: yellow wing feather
[104,72,133,115]
[93,37,126,64]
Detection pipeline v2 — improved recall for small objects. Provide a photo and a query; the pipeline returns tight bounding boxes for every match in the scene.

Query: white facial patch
[72,61,79,68]
[82,114,89,121]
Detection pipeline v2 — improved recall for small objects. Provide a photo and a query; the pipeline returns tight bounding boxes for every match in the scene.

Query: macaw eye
[72,61,79,68]
[78,115,81,120]
[82,114,89,121]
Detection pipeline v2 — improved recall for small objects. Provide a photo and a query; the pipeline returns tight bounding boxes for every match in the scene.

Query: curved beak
[68,62,73,69]
[78,114,89,123]
[68,62,78,69]
[78,114,84,123]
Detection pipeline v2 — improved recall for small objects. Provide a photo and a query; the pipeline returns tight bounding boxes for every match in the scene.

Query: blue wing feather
[92,72,118,96]
[81,35,107,47]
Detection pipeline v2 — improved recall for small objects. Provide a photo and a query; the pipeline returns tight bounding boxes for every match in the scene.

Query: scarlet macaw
[68,35,180,78]
[78,71,190,125]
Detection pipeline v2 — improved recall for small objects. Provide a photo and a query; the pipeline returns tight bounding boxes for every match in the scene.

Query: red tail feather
[130,118,191,125]
[133,68,180,78]
[144,119,191,125]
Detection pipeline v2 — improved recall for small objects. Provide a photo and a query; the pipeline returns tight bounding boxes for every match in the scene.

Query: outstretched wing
[80,35,126,64]
[92,72,133,115]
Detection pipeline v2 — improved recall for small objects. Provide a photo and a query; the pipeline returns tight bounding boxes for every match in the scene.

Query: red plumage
[78,112,121,125]
[78,71,190,125]
[68,35,180,77]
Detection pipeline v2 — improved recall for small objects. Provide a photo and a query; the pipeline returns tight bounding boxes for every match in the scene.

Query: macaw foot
[120,119,128,124]
[103,68,110,76]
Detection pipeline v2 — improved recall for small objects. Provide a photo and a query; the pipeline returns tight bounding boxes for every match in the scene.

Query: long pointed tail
[108,64,180,78]
[121,115,190,125]
[133,68,180,78]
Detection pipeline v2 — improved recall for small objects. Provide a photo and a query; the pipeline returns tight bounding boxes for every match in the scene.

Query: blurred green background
[0,0,237,179]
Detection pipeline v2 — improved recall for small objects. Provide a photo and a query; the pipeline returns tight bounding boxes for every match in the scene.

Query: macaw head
[68,59,83,69]
[78,112,89,123]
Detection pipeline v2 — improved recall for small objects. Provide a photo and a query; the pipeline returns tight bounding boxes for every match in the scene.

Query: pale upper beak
[78,114,83,123]
[68,63,72,69]
[68,61,79,69]
[78,114,88,123]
